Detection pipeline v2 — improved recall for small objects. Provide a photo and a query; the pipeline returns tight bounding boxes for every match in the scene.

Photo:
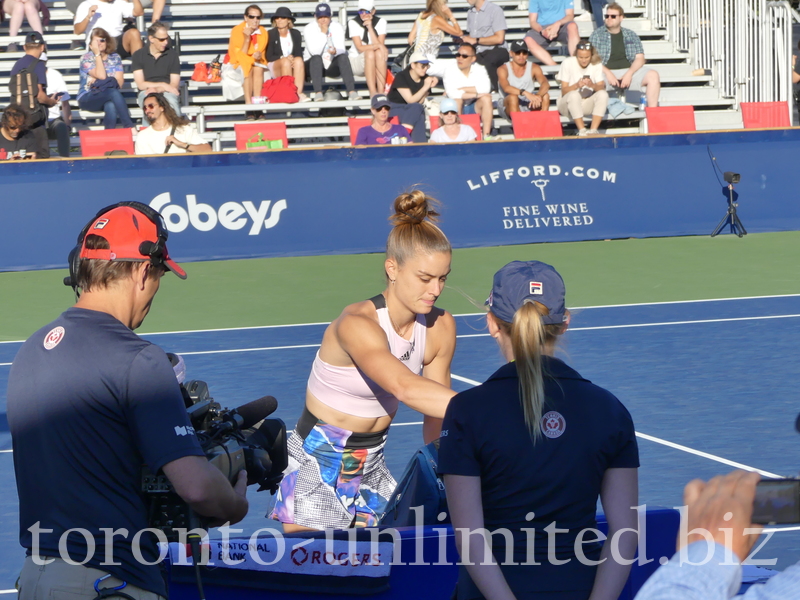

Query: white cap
[358,0,375,11]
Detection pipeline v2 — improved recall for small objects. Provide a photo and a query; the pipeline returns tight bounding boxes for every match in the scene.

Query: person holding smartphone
[556,39,607,136]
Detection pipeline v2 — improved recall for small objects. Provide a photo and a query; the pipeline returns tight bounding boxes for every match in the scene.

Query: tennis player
[270,190,457,531]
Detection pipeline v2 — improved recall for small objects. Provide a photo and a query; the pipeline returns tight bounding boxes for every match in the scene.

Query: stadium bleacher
[0,0,750,156]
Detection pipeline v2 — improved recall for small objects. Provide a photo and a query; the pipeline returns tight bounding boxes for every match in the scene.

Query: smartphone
[753,478,800,524]
[452,36,463,45]
[54,92,65,99]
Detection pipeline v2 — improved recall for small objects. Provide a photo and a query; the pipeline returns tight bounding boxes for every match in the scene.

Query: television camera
[142,376,288,540]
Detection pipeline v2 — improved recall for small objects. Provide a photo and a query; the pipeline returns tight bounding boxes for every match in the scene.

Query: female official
[271,191,457,532]
[228,4,269,118]
[439,261,639,600]
[430,97,477,143]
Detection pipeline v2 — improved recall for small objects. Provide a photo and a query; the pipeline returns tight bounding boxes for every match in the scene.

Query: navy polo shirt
[438,356,639,595]
[7,307,204,596]
[10,54,47,88]
[131,46,180,84]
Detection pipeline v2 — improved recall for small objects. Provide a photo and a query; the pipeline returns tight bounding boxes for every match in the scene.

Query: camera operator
[634,470,800,599]
[7,202,248,600]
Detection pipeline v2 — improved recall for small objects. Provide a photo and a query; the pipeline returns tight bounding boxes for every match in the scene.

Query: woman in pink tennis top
[270,190,457,532]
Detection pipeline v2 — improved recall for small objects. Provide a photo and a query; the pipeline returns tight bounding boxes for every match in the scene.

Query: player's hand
[679,470,762,563]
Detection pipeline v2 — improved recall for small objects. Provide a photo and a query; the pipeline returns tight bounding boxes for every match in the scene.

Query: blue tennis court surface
[1,294,799,590]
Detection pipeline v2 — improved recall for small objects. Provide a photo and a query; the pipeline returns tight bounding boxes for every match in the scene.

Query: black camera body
[723,171,741,185]
[142,379,288,540]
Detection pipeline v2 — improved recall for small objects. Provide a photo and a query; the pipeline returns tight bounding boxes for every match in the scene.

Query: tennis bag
[9,57,47,125]
[379,439,450,527]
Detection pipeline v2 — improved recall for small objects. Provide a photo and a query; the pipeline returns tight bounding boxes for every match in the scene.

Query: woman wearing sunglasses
[266,6,309,102]
[430,97,477,143]
[354,94,411,145]
[385,51,438,143]
[347,0,388,98]
[228,4,269,118]
[77,28,134,130]
[556,40,608,136]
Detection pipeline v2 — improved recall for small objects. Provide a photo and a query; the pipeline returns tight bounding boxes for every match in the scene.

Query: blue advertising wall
[2,128,799,271]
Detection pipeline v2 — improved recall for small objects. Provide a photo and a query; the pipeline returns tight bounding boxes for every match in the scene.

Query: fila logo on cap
[93,219,110,230]
[530,281,543,295]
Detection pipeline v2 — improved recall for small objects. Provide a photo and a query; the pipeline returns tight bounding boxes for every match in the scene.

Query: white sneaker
[348,91,360,101]
[314,92,324,102]
[586,128,599,136]
[298,93,311,103]
[577,128,589,137]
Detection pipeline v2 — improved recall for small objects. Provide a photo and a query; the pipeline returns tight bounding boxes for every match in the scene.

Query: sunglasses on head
[576,42,592,50]
[455,52,474,59]
[604,13,620,19]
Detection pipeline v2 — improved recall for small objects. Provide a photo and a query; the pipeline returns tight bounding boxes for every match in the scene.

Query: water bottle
[639,93,647,111]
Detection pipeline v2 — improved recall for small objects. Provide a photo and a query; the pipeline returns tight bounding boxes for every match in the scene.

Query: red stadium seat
[509,111,563,139]
[234,122,289,151]
[79,128,135,157]
[348,116,400,145]
[740,101,791,129]
[429,114,483,141]
[644,106,697,133]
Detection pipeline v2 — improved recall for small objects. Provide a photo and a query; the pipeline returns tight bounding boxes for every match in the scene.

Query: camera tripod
[711,184,747,238]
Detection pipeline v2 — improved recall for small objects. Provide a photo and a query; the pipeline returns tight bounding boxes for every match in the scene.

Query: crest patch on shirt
[540,411,566,439]
[43,326,65,350]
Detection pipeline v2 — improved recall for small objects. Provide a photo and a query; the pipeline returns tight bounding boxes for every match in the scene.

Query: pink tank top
[307,295,428,418]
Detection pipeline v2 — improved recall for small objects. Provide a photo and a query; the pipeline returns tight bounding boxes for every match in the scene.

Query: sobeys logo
[465,163,617,231]
[150,192,287,235]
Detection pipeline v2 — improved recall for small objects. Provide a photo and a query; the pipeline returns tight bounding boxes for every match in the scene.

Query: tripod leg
[732,211,747,237]
[711,212,732,237]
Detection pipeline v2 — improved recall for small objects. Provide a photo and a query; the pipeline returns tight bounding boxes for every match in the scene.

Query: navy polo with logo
[7,307,204,596]
[438,356,639,597]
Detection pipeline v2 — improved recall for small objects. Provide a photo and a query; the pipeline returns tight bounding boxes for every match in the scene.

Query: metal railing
[639,0,793,121]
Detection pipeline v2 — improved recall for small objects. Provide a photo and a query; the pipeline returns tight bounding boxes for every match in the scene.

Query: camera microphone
[223,396,278,430]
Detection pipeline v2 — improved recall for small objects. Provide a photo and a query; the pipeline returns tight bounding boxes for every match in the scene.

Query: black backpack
[9,57,46,125]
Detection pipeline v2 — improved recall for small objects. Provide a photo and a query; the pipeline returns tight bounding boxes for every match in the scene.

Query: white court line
[451,375,783,478]
[5,312,798,365]
[1,293,799,345]
[0,590,15,594]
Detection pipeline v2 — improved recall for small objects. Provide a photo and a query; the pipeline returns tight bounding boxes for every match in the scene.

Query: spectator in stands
[0,103,39,158]
[588,0,605,30]
[525,0,580,66]
[2,0,44,53]
[9,32,55,158]
[355,94,411,145]
[408,0,462,77]
[589,3,660,108]
[347,0,388,98]
[132,22,182,125]
[462,0,508,92]
[430,97,477,142]
[229,4,269,119]
[386,51,436,143]
[74,0,144,59]
[77,27,135,129]
[303,3,358,102]
[45,66,72,157]
[135,91,211,154]
[266,7,309,102]
[556,39,607,136]
[497,40,550,119]
[443,42,493,139]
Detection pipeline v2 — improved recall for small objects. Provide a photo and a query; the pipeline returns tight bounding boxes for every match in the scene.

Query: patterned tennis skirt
[269,422,397,529]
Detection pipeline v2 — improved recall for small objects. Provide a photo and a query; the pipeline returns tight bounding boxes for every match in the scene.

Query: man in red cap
[7,202,248,600]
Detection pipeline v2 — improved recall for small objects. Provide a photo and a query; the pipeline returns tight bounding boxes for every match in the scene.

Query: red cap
[79,206,187,279]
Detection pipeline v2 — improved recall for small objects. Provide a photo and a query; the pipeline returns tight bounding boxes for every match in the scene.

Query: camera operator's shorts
[270,409,396,529]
